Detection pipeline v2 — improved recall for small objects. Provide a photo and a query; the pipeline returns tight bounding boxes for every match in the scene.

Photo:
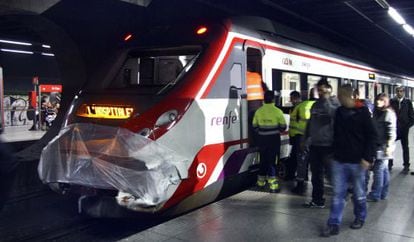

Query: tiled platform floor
[122,140,414,242]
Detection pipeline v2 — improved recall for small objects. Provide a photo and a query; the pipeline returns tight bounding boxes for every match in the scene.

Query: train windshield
[108,46,201,94]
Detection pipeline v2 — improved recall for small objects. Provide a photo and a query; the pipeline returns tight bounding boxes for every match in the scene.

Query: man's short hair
[264,90,275,103]
[290,90,301,99]
[316,79,329,87]
[396,86,405,91]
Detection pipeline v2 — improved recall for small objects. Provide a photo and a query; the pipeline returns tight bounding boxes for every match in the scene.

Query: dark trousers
[309,145,333,204]
[389,128,410,169]
[286,135,301,179]
[248,100,263,147]
[258,136,281,178]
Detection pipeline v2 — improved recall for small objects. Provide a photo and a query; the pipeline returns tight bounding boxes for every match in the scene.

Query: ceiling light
[388,7,406,25]
[41,52,55,56]
[1,48,33,54]
[42,44,51,48]
[374,0,389,9]
[402,24,414,35]
[0,39,32,46]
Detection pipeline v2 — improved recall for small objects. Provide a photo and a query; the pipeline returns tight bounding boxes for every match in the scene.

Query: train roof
[229,16,414,80]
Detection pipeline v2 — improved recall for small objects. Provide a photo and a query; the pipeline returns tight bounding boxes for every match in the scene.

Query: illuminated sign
[369,73,375,80]
[77,104,134,119]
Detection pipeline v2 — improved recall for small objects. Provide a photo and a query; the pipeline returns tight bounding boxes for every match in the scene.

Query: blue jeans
[368,159,389,200]
[328,160,367,225]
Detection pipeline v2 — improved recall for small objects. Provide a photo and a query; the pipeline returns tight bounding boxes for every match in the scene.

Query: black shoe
[350,219,364,229]
[321,224,339,237]
[411,172,414,176]
[402,167,409,174]
[303,201,325,208]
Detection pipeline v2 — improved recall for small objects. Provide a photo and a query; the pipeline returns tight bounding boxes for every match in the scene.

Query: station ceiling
[0,0,413,75]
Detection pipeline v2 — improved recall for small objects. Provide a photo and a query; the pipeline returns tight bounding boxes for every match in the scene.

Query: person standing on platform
[389,86,414,173]
[304,80,340,208]
[246,67,267,146]
[253,90,286,193]
[290,92,316,194]
[367,93,396,201]
[322,84,377,237]
[286,90,302,181]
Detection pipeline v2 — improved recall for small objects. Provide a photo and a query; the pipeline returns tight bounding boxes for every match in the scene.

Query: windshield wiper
[156,53,200,95]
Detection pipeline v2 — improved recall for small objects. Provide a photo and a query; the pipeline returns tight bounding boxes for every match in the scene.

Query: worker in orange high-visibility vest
[246,68,267,147]
[247,71,265,101]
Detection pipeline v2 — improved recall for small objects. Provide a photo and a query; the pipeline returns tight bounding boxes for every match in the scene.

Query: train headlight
[155,109,178,127]
[138,128,152,137]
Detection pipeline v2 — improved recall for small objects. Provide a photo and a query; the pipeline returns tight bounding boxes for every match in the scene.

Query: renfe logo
[197,163,207,178]
[210,111,237,129]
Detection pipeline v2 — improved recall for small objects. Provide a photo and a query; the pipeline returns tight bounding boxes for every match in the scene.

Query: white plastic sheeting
[38,123,189,207]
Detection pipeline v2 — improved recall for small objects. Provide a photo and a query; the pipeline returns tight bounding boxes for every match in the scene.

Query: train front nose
[38,123,189,213]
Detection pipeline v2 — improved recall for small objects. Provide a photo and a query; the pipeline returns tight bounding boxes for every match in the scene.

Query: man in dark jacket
[304,80,340,208]
[389,86,414,173]
[322,84,377,237]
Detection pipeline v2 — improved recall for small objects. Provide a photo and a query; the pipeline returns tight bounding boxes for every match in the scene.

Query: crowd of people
[251,77,414,237]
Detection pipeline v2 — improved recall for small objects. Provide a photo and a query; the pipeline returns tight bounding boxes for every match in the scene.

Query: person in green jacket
[290,91,316,194]
[253,90,287,193]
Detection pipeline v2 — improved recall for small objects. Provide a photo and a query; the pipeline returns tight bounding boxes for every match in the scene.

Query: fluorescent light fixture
[41,52,55,56]
[388,7,406,25]
[0,48,33,54]
[374,0,389,9]
[0,39,32,46]
[403,24,414,35]
[42,44,51,48]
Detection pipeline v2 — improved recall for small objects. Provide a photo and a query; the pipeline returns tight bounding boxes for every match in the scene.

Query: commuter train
[38,17,414,217]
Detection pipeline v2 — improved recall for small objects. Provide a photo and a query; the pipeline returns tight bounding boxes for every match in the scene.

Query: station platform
[0,125,46,143]
[122,151,414,241]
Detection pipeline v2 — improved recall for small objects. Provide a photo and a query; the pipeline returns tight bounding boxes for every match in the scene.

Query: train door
[245,47,264,146]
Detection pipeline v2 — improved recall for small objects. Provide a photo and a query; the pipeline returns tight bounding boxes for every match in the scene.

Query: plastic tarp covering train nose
[38,123,189,207]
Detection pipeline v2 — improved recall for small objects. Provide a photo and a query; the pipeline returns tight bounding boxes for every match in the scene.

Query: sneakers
[350,219,364,229]
[320,224,339,237]
[303,201,325,208]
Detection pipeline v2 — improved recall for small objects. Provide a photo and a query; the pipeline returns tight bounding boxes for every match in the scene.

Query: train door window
[367,82,375,103]
[327,77,338,97]
[282,72,301,107]
[230,63,243,98]
[357,81,366,99]
[246,48,262,76]
[307,75,321,99]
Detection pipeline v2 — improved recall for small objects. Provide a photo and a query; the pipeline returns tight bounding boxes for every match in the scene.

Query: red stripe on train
[163,139,247,209]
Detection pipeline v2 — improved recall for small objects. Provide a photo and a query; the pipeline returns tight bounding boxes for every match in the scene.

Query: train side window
[282,72,301,107]
[411,88,414,101]
[376,83,383,95]
[383,84,390,97]
[327,77,338,97]
[307,75,321,99]
[357,81,366,99]
[367,82,375,103]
